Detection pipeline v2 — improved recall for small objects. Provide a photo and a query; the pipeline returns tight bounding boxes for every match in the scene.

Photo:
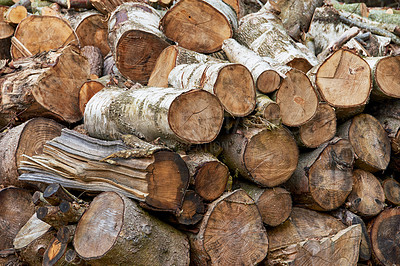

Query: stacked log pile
[0,0,400,265]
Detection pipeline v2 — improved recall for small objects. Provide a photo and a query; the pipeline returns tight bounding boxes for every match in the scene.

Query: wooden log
[274,0,324,41]
[84,86,224,146]
[160,0,237,53]
[3,5,27,24]
[0,21,14,60]
[168,62,256,117]
[148,45,221,88]
[346,169,385,217]
[365,55,400,100]
[108,2,170,84]
[81,45,103,78]
[293,102,337,149]
[48,0,92,9]
[188,189,268,265]
[275,68,319,127]
[11,15,79,60]
[0,118,63,188]
[36,201,88,229]
[90,0,144,14]
[235,1,318,73]
[239,182,292,226]
[369,207,400,266]
[255,93,281,124]
[182,152,229,202]
[222,38,281,94]
[284,138,354,211]
[168,190,205,226]
[308,49,371,113]
[0,46,91,127]
[219,126,299,187]
[73,191,190,265]
[19,129,190,213]
[0,187,35,250]
[78,75,113,115]
[63,10,110,57]
[382,178,400,205]
[331,208,372,261]
[337,113,391,172]
[43,183,76,206]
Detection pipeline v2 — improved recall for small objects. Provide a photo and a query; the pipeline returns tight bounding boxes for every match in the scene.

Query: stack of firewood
[0,0,400,265]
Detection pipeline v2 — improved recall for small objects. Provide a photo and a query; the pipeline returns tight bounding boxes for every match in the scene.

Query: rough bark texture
[19,129,190,213]
[0,118,63,188]
[168,62,256,117]
[160,0,237,53]
[337,113,391,172]
[182,152,229,202]
[188,189,269,265]
[73,191,190,265]
[219,126,298,187]
[11,15,79,60]
[84,86,224,147]
[222,38,281,94]
[235,2,318,73]
[346,169,385,217]
[81,45,103,78]
[90,0,147,14]
[0,45,91,127]
[108,2,170,84]
[284,138,354,211]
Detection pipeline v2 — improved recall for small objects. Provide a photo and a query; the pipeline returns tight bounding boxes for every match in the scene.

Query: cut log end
[257,187,292,226]
[244,127,299,187]
[374,55,400,98]
[214,64,256,117]
[79,80,105,115]
[277,68,318,127]
[316,49,371,108]
[382,178,400,205]
[287,57,313,73]
[168,89,224,144]
[194,161,229,201]
[257,69,281,94]
[161,0,233,53]
[148,45,178,88]
[115,30,169,84]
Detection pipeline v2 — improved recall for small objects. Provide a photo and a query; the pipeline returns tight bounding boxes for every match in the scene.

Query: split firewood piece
[84,86,224,146]
[63,10,110,57]
[168,62,256,117]
[369,207,400,266]
[331,208,372,262]
[148,45,221,88]
[167,190,205,226]
[222,38,281,94]
[13,214,51,252]
[292,102,337,149]
[0,21,14,60]
[382,178,400,206]
[81,45,103,78]
[11,15,79,60]
[346,169,385,217]
[0,118,63,188]
[74,191,190,265]
[235,1,318,73]
[220,126,298,187]
[108,2,170,84]
[255,93,281,124]
[239,182,292,226]
[274,0,324,41]
[3,5,27,24]
[160,0,237,53]
[266,207,346,264]
[275,68,319,127]
[182,152,229,201]
[365,55,400,100]
[337,113,391,172]
[0,46,91,127]
[188,189,268,265]
[308,49,371,118]
[284,137,354,211]
[19,129,190,213]
[0,187,35,250]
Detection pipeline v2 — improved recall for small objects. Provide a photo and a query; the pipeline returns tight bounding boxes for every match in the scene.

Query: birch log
[284,138,354,211]
[168,62,256,117]
[219,126,298,187]
[235,1,318,73]
[108,2,170,84]
[73,192,190,265]
[365,55,400,100]
[255,93,280,124]
[222,38,281,94]
[11,15,79,60]
[160,0,237,53]
[84,86,224,146]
